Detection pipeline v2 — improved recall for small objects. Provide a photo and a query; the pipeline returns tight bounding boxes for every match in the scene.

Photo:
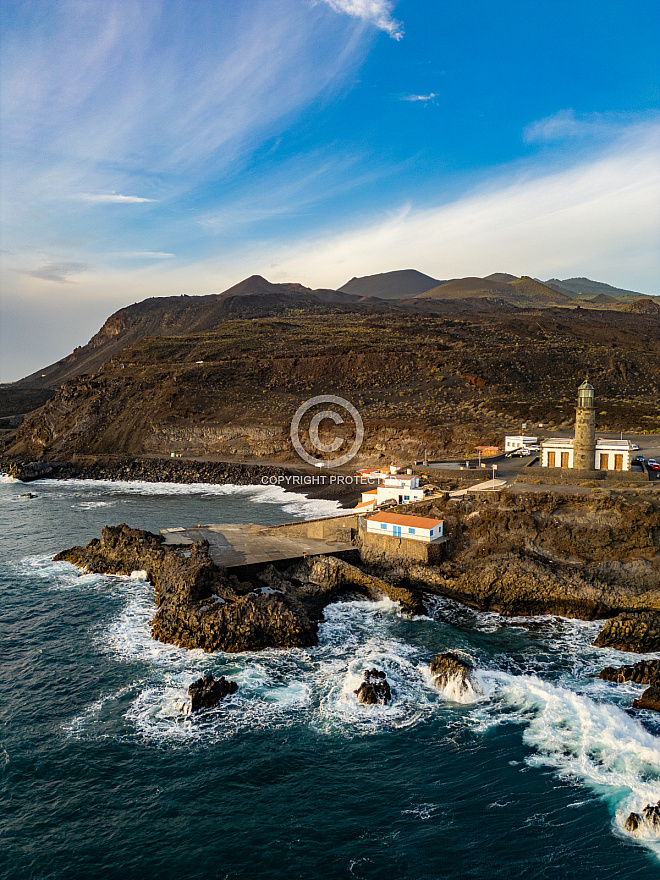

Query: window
[404,495,410,501]
[380,523,386,530]
[408,527,415,534]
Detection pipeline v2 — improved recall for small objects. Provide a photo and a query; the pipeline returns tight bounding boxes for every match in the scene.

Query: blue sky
[1,0,659,380]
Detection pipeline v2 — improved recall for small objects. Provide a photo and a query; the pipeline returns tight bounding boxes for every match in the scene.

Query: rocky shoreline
[0,454,361,506]
[54,524,421,653]
[53,482,660,660]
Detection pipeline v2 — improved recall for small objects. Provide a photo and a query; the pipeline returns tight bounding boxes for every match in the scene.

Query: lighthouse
[573,379,596,470]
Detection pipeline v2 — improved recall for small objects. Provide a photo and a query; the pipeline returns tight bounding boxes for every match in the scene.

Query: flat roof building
[366,512,444,542]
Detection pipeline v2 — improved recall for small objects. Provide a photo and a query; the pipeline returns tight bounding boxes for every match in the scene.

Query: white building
[358,473,425,510]
[366,512,444,542]
[540,438,632,471]
[504,435,538,452]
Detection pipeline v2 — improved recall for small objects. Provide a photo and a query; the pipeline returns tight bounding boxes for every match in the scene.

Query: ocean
[1,474,659,879]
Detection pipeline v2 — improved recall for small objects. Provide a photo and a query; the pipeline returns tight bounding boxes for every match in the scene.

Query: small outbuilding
[366,512,444,542]
[504,435,538,452]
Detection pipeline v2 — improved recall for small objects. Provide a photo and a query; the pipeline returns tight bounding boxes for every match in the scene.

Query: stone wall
[415,466,491,484]
[358,529,448,566]
[261,514,359,542]
[516,467,649,485]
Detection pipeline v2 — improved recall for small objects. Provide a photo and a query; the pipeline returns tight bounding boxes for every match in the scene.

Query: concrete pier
[160,522,354,569]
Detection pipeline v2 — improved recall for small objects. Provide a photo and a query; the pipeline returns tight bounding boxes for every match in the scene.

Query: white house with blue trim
[366,512,444,542]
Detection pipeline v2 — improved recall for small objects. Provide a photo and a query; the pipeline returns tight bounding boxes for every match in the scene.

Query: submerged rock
[594,612,660,653]
[624,801,660,835]
[632,684,660,712]
[355,669,391,705]
[188,675,238,712]
[430,651,476,696]
[598,659,660,686]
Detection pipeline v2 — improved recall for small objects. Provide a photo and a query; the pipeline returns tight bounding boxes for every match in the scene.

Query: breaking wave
[55,560,660,859]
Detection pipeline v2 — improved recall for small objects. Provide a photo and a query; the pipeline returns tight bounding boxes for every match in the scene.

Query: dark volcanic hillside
[417,276,573,308]
[339,269,444,299]
[6,307,660,464]
[545,277,654,301]
[13,276,368,392]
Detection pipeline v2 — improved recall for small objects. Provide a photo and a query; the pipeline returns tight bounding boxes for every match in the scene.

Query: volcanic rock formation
[624,801,660,835]
[598,659,660,686]
[188,675,238,711]
[430,652,477,697]
[355,669,392,705]
[632,685,660,712]
[593,612,660,653]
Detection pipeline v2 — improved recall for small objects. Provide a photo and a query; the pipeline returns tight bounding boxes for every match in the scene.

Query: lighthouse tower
[573,379,596,470]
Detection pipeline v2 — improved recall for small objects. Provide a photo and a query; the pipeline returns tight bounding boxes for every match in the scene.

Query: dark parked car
[633,455,645,464]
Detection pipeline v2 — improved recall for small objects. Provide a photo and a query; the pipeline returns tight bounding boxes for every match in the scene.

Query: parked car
[633,455,646,464]
[524,445,540,452]
[631,443,640,450]
[648,462,660,471]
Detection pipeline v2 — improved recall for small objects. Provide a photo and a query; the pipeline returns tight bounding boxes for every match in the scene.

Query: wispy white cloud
[319,0,403,40]
[522,109,656,143]
[401,93,436,103]
[21,261,89,283]
[116,251,175,259]
[252,122,660,293]
[0,1,370,220]
[76,193,157,203]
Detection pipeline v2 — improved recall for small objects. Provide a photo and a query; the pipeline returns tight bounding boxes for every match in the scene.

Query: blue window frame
[408,527,415,534]
[380,523,386,530]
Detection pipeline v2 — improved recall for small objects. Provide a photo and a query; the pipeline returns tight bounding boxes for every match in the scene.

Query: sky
[1,0,659,381]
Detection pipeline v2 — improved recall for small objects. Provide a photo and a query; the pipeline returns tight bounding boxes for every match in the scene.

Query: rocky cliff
[4,306,660,463]
[383,490,660,623]
[55,524,420,652]
[54,488,660,654]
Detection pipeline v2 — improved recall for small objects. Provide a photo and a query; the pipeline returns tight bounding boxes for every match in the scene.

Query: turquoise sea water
[1,475,659,879]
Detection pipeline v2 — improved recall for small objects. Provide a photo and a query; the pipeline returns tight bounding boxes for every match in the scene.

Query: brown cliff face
[367,491,660,644]
[5,308,660,461]
[54,524,420,653]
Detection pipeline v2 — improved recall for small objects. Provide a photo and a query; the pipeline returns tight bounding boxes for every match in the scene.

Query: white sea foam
[72,563,660,859]
[482,671,660,858]
[37,477,342,519]
[10,553,110,591]
[313,598,438,735]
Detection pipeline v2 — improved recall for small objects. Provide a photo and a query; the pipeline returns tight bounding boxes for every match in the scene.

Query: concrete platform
[160,522,354,569]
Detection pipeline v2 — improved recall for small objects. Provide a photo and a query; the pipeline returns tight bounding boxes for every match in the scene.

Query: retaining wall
[516,467,649,485]
[261,513,359,542]
[358,529,448,566]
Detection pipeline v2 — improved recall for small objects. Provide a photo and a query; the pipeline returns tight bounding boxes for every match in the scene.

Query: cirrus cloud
[21,261,89,283]
[76,193,158,203]
[319,0,403,40]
